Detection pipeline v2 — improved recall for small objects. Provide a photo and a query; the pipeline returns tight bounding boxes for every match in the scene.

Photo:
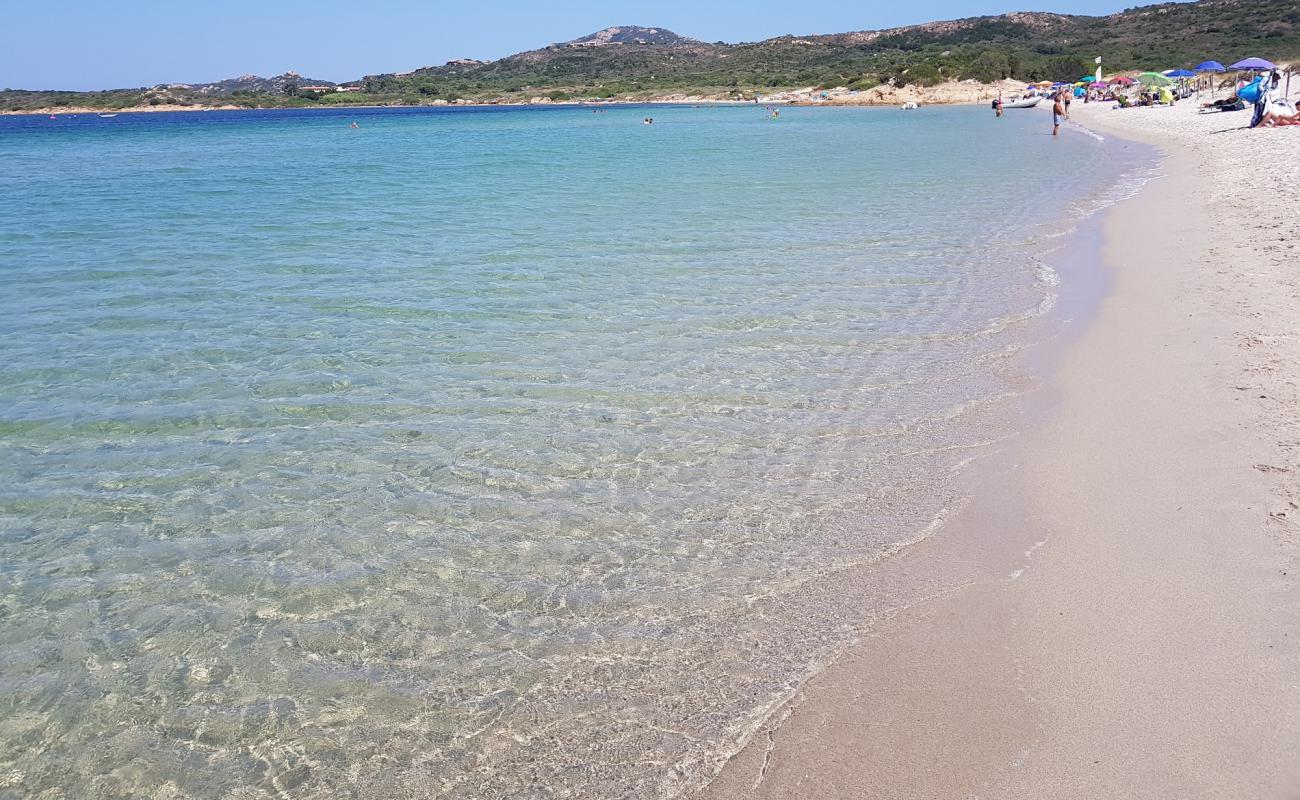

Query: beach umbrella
[1089,81,1107,88]
[1165,69,1196,78]
[1108,75,1136,85]
[1137,71,1173,86]
[1077,75,1095,83]
[1194,62,1227,98]
[1035,80,1053,86]
[1229,57,1276,70]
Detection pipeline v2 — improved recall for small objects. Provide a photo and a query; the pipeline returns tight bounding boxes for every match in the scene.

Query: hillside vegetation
[4,0,1298,111]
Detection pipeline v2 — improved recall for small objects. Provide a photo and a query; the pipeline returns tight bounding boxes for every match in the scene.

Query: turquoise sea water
[0,105,1148,799]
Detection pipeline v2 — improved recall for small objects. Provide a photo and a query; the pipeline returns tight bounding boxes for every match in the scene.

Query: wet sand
[697,100,1300,798]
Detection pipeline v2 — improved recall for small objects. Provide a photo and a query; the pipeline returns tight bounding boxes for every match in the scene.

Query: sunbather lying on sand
[1257,108,1300,127]
[1200,95,1244,111]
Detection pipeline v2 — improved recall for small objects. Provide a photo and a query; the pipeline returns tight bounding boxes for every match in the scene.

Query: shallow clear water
[0,104,1145,799]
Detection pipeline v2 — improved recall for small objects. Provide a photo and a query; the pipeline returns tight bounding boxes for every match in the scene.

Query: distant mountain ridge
[185,72,338,95]
[351,0,1296,101]
[3,0,1297,111]
[558,26,698,47]
[802,11,1080,46]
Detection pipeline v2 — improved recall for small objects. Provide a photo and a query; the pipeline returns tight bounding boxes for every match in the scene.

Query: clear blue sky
[6,0,1144,91]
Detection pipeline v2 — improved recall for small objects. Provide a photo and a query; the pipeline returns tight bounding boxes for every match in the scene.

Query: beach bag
[1238,79,1264,104]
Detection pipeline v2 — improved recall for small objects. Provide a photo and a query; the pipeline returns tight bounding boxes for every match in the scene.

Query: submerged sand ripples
[0,105,1138,798]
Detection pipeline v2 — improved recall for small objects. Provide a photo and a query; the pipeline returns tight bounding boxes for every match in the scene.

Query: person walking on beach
[1053,90,1067,136]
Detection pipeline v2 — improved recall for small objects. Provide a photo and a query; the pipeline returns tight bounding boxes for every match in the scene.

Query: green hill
[3,0,1297,111]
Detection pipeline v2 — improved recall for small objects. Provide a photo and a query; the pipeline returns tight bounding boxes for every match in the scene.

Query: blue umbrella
[1229,57,1276,70]
[1165,69,1196,78]
[1195,61,1226,72]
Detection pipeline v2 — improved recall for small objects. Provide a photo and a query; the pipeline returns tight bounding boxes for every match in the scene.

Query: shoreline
[7,98,1296,795]
[0,80,1026,116]
[697,102,1300,797]
[1,103,1131,798]
[0,99,998,117]
[0,101,744,116]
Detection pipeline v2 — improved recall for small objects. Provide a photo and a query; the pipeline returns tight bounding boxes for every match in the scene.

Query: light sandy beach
[0,78,1030,114]
[698,99,1300,798]
[782,78,1031,106]
[0,104,247,115]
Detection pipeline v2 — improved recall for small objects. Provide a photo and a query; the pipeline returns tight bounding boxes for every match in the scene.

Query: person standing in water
[1053,90,1067,136]
[993,95,1003,117]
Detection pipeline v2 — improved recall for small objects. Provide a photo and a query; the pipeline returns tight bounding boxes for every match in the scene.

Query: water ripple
[0,104,1143,799]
